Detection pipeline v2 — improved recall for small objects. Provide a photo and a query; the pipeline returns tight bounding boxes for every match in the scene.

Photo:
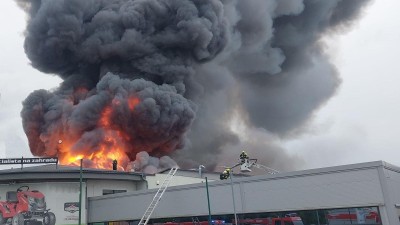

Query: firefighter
[240,151,249,162]
[220,168,231,180]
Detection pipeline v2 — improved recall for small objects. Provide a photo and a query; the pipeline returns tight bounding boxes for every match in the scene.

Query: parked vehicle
[326,208,380,224]
[164,219,225,225]
[234,215,304,225]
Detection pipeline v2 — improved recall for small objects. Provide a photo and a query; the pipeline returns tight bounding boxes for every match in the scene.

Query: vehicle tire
[12,213,24,225]
[43,212,56,225]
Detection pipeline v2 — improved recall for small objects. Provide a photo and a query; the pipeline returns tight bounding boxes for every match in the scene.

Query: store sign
[0,157,58,165]
[64,202,79,213]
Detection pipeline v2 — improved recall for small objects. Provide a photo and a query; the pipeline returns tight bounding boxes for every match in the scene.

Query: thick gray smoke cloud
[127,151,179,174]
[173,0,371,170]
[18,0,226,169]
[17,0,371,171]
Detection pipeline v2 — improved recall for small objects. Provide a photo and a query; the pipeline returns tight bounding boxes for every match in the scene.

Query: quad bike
[0,186,56,225]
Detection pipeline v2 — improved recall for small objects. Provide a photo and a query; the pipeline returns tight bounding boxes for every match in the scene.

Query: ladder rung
[137,168,178,225]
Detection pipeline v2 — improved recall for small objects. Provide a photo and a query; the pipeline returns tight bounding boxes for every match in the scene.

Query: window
[324,207,381,225]
[115,207,381,225]
[102,189,127,195]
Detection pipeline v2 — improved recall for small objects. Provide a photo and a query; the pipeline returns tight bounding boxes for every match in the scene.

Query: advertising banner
[0,182,86,225]
[0,158,58,165]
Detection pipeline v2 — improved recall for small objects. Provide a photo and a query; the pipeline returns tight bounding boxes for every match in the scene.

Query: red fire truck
[162,215,303,225]
[326,208,381,224]
[234,215,304,225]
[164,220,225,225]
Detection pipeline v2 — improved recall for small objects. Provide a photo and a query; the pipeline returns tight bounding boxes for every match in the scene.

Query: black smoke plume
[17,0,371,171]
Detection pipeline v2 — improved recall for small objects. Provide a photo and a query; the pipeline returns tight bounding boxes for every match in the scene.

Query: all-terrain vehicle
[0,186,56,225]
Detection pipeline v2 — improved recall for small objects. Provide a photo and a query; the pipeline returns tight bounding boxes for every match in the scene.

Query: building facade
[0,164,146,225]
[88,161,400,225]
[1,161,400,225]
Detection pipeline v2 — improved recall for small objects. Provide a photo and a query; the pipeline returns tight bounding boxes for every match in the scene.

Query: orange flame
[58,97,140,170]
[128,97,139,110]
[99,107,113,127]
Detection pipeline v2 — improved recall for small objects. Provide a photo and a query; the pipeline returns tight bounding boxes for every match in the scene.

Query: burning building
[16,0,371,171]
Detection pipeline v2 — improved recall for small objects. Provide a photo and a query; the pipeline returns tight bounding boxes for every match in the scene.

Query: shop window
[143,207,381,225]
[324,207,381,225]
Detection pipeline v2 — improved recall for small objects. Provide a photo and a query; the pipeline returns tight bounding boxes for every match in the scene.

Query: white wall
[88,165,387,223]
[381,167,400,224]
[243,168,384,212]
[86,180,139,197]
[146,174,209,190]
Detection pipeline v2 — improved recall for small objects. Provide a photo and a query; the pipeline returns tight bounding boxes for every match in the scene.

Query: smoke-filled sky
[1,0,399,172]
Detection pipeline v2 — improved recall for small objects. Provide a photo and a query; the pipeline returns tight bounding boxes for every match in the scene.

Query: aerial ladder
[220,151,279,180]
[239,157,279,174]
[138,167,178,225]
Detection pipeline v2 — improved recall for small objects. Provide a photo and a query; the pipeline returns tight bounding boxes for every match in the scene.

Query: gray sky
[0,1,61,160]
[1,0,399,170]
[284,0,400,169]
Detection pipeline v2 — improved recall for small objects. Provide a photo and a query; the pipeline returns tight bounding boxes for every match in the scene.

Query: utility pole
[205,177,212,225]
[78,158,83,225]
[229,172,238,225]
[219,151,279,225]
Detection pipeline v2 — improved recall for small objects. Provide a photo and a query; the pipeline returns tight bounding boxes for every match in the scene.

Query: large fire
[58,96,140,171]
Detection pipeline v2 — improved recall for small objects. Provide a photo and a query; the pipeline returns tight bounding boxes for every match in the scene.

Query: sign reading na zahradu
[0,157,58,165]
